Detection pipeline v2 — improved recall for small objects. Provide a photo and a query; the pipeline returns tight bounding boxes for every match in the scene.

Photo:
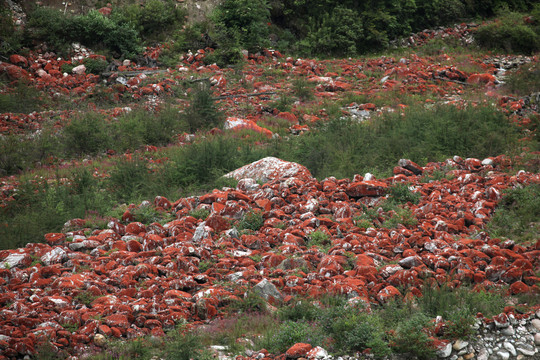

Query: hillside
[0,0,540,359]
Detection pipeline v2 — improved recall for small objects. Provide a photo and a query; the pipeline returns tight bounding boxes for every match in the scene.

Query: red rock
[125,222,146,235]
[205,214,231,232]
[467,73,496,85]
[286,343,312,358]
[9,54,28,67]
[104,314,129,329]
[277,112,298,123]
[376,285,401,303]
[44,233,66,245]
[224,117,273,138]
[346,181,388,197]
[398,159,423,175]
[509,281,529,294]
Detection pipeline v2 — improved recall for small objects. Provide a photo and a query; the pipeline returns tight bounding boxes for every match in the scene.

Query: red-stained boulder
[376,285,401,303]
[467,73,496,85]
[346,181,388,197]
[286,343,312,359]
[9,54,28,67]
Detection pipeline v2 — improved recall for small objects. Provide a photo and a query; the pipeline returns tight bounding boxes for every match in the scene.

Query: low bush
[182,83,224,132]
[474,12,540,54]
[487,184,540,244]
[25,7,140,57]
[392,313,435,360]
[387,183,421,205]
[287,104,521,179]
[237,209,264,231]
[62,113,111,156]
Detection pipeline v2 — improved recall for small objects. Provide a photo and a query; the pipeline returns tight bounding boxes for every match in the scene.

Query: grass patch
[287,104,521,179]
[487,184,540,244]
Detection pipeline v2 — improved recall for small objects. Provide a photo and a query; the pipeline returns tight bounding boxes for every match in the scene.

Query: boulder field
[0,155,538,359]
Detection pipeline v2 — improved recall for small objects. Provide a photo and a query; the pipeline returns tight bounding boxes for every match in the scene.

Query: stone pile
[0,155,538,359]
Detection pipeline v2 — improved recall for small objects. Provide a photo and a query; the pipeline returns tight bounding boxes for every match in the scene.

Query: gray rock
[500,325,514,336]
[516,343,536,356]
[40,247,67,265]
[503,342,516,356]
[531,318,540,331]
[453,340,469,351]
[477,348,489,360]
[191,222,211,243]
[436,342,452,358]
[496,350,509,360]
[1,253,28,269]
[534,333,540,346]
[398,255,423,269]
[253,278,283,302]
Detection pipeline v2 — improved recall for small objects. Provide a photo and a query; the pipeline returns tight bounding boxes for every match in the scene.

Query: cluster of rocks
[390,24,476,49]
[0,154,538,359]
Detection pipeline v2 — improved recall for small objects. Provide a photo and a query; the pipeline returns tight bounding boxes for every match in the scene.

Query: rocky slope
[0,154,539,359]
[0,14,539,360]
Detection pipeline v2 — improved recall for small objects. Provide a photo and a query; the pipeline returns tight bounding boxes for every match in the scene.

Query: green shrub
[319,303,390,356]
[81,57,108,75]
[25,7,140,57]
[237,209,264,231]
[62,113,111,156]
[474,13,540,54]
[278,300,319,322]
[503,63,540,96]
[211,0,271,54]
[189,208,210,220]
[0,7,21,57]
[0,80,45,113]
[163,329,213,360]
[292,78,315,102]
[487,184,540,244]
[183,83,224,132]
[392,313,435,360]
[107,159,151,202]
[306,230,330,249]
[387,183,421,205]
[298,6,364,57]
[286,105,521,179]
[259,321,319,353]
[111,0,185,39]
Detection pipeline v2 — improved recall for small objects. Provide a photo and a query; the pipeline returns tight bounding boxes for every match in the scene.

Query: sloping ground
[0,21,539,360]
[0,155,539,358]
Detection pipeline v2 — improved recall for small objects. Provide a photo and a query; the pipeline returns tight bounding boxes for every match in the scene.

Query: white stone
[503,342,516,356]
[516,343,536,356]
[306,346,328,359]
[94,333,106,347]
[72,64,86,75]
[534,333,540,346]
[481,158,494,166]
[1,253,28,269]
[436,342,452,358]
[40,247,67,266]
[477,349,488,360]
[531,318,540,331]
[363,172,375,181]
[501,325,514,336]
[496,350,509,360]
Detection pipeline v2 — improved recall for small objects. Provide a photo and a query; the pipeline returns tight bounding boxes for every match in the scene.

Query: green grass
[487,184,540,244]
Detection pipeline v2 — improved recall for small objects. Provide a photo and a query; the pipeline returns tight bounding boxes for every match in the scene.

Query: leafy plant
[474,12,540,54]
[237,209,264,231]
[392,313,435,360]
[189,208,210,220]
[487,184,540,244]
[183,83,224,132]
[387,183,421,205]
